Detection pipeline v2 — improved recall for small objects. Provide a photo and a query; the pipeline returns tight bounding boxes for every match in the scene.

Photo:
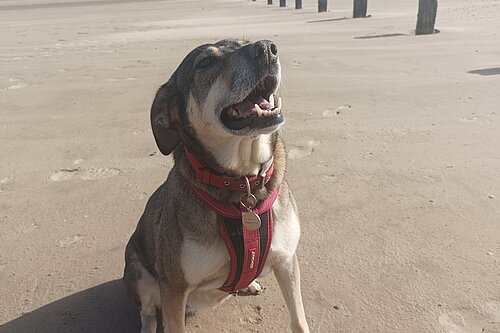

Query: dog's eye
[196,56,215,70]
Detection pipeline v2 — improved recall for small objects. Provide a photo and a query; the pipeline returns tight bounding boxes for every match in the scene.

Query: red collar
[184,148,274,192]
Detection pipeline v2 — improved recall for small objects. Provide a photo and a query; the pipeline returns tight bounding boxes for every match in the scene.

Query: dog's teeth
[277,97,282,110]
[232,108,239,117]
[255,104,263,117]
[269,94,275,107]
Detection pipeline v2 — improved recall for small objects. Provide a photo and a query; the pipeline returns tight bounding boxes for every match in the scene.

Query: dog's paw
[237,280,263,296]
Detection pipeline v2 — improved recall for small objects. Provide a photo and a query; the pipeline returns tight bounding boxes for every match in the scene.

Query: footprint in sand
[484,301,500,321]
[291,60,302,69]
[287,140,319,160]
[50,167,121,181]
[4,78,28,90]
[438,311,486,333]
[438,312,467,333]
[322,174,339,183]
[58,235,85,247]
[1,176,14,185]
[322,104,351,117]
[240,305,263,325]
[13,222,39,234]
[459,116,477,122]
[0,176,14,192]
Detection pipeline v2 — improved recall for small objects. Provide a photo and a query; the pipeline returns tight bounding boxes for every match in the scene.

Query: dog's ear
[150,82,182,155]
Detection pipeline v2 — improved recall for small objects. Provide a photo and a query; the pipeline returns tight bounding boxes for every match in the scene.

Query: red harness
[185,150,278,293]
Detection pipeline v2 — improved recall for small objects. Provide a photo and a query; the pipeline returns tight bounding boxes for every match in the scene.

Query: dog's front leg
[159,283,188,333]
[273,254,310,333]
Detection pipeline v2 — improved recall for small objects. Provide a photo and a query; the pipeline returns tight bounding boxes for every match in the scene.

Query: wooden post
[318,0,327,12]
[295,0,302,9]
[353,0,367,18]
[280,0,286,7]
[416,0,438,35]
[268,0,272,4]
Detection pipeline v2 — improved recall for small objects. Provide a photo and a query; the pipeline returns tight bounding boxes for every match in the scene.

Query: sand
[1,0,499,332]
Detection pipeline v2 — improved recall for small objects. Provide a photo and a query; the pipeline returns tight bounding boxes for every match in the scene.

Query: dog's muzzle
[220,41,284,132]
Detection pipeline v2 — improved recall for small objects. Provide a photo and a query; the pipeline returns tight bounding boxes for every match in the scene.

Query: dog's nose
[247,40,278,61]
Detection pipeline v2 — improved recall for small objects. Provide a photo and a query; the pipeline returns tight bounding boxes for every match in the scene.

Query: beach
[1,0,500,332]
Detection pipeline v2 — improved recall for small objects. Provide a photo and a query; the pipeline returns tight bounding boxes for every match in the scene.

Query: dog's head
[151,39,283,155]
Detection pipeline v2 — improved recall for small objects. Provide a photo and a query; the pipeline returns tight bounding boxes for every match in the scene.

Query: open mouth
[220,76,284,131]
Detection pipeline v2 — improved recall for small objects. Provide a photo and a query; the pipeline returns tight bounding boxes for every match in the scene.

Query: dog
[123,39,310,333]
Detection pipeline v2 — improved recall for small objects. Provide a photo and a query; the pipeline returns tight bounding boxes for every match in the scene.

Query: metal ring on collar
[240,193,257,210]
[244,177,251,197]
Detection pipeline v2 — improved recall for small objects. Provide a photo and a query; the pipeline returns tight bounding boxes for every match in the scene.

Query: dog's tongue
[233,97,273,117]
[255,97,273,110]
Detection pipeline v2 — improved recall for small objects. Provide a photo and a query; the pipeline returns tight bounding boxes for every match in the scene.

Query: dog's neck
[202,134,274,176]
[175,133,285,201]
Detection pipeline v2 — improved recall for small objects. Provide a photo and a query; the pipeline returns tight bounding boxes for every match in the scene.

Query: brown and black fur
[124,39,309,333]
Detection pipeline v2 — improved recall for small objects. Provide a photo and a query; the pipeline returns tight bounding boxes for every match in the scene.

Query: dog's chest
[180,237,229,288]
[180,199,301,289]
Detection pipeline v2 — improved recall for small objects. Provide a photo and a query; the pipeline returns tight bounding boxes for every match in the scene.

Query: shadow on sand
[468,67,500,76]
[354,33,408,39]
[0,279,142,333]
[306,17,349,24]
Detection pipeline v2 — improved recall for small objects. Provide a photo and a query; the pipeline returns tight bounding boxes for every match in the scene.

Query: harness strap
[187,183,279,293]
[218,211,273,292]
[188,183,279,217]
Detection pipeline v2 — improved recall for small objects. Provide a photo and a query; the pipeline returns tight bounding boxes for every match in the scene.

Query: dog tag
[242,211,261,231]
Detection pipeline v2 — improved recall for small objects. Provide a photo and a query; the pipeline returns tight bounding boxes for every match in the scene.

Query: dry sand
[1,0,500,332]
